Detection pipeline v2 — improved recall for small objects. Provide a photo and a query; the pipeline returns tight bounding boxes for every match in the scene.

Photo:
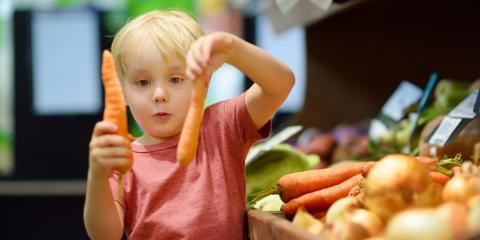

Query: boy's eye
[136,79,151,87]
[169,77,183,84]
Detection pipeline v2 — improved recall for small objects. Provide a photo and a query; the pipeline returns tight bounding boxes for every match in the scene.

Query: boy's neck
[135,133,180,146]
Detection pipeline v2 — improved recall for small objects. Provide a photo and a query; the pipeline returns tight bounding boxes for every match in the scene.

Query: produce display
[246,144,320,197]
[248,79,480,240]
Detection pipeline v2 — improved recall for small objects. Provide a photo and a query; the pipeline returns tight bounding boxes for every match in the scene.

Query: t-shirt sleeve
[205,92,271,147]
[108,170,126,210]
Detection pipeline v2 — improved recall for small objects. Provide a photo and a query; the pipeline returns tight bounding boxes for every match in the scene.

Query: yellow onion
[443,162,480,204]
[467,195,480,235]
[346,209,383,237]
[363,154,435,220]
[325,196,360,224]
[386,209,453,240]
[328,219,370,240]
[292,207,325,236]
[436,202,469,239]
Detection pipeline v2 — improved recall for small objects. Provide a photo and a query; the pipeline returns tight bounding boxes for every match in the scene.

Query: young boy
[83,10,294,240]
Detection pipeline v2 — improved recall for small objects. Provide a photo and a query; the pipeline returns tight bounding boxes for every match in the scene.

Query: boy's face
[122,39,192,144]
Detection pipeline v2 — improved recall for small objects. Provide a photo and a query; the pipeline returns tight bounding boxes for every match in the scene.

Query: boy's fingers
[98,157,130,169]
[93,147,132,158]
[186,69,195,81]
[93,121,118,136]
[187,54,203,77]
[193,47,207,68]
[201,42,211,64]
[90,135,129,148]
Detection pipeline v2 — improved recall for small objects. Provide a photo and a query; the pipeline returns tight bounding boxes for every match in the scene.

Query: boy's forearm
[84,171,124,240]
[227,36,295,96]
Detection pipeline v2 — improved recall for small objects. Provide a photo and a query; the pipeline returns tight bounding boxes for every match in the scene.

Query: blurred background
[0,0,479,238]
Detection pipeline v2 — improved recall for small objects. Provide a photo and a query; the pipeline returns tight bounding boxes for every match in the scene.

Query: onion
[467,196,480,235]
[443,162,480,204]
[363,154,435,220]
[436,202,468,239]
[292,207,324,235]
[325,196,359,224]
[328,219,370,240]
[346,209,383,237]
[386,209,453,240]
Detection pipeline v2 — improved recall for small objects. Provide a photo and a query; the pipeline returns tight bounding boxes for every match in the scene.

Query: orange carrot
[101,50,132,173]
[282,174,364,217]
[430,171,450,186]
[415,156,437,171]
[416,155,462,178]
[278,162,375,202]
[310,210,327,220]
[177,76,207,166]
[348,178,365,197]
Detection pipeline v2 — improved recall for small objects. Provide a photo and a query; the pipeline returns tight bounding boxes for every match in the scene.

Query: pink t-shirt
[109,93,271,240]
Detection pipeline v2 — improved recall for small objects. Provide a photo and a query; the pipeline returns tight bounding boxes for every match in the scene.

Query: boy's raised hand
[89,121,133,181]
[185,32,236,83]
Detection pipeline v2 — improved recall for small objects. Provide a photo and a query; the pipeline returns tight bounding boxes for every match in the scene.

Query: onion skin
[468,196,480,236]
[325,196,359,224]
[328,219,370,240]
[386,209,453,240]
[443,162,480,204]
[436,202,468,239]
[346,209,383,237]
[363,154,435,221]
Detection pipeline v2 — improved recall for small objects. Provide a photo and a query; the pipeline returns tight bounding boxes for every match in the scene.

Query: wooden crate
[247,209,328,240]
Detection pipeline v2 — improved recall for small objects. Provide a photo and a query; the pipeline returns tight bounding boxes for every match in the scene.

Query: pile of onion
[363,154,441,220]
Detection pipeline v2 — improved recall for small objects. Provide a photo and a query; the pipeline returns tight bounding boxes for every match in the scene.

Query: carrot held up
[177,76,207,167]
[101,50,133,201]
[101,50,132,171]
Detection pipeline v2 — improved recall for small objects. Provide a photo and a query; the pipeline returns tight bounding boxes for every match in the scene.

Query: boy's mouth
[153,112,171,119]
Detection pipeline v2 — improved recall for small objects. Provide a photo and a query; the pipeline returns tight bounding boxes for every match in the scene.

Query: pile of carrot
[247,161,374,217]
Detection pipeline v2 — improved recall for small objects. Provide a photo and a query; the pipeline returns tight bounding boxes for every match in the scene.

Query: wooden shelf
[247,209,328,240]
[0,180,86,196]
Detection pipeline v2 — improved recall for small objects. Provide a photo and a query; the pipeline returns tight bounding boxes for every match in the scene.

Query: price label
[427,90,479,147]
[427,117,463,146]
[381,81,422,121]
[449,89,480,119]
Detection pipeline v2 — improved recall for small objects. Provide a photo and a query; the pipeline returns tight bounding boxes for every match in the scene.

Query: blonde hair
[111,10,204,80]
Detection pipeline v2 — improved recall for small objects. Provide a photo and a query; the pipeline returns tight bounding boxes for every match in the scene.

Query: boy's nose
[152,87,168,103]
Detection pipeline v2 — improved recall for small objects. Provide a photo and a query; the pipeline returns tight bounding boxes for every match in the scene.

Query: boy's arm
[228,36,295,129]
[84,172,124,240]
[84,121,130,240]
[186,32,295,129]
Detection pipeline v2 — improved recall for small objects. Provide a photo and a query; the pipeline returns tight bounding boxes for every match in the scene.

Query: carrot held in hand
[102,50,129,143]
[101,50,132,203]
[177,76,207,166]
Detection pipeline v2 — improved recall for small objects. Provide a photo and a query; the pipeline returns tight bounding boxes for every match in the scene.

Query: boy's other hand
[88,121,132,181]
[186,32,236,83]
